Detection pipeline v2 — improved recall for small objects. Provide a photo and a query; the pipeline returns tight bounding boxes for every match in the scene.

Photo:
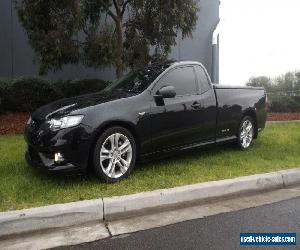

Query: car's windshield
[104,64,169,93]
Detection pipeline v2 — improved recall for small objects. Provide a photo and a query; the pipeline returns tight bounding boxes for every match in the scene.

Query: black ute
[25,61,267,182]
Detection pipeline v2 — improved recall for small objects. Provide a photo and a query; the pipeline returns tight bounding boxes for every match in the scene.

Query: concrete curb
[103,171,285,220]
[1,168,300,238]
[0,199,103,238]
[280,168,300,186]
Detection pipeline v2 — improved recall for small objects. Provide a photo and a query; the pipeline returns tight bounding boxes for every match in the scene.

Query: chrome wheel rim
[100,133,132,179]
[240,120,254,148]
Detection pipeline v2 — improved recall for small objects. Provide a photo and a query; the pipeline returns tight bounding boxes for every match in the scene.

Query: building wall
[0,0,219,81]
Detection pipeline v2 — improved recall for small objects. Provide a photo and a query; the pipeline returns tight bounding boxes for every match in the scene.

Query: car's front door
[150,66,208,152]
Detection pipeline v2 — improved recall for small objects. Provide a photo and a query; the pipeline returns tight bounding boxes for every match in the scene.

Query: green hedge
[0,77,108,113]
[0,78,13,113]
[268,96,300,113]
[53,79,108,98]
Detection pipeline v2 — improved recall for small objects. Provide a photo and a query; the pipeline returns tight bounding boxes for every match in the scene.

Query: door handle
[191,102,202,109]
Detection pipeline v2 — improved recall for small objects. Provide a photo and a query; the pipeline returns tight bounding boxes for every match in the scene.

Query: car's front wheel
[93,126,136,183]
[237,116,255,149]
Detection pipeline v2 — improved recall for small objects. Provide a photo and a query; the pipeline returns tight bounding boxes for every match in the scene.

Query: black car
[25,61,267,182]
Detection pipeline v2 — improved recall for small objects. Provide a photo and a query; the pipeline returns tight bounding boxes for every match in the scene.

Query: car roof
[172,60,203,67]
[150,60,202,66]
[146,60,204,71]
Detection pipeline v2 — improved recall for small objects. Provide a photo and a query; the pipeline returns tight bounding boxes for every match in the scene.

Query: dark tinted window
[195,66,210,93]
[105,65,169,93]
[161,67,197,95]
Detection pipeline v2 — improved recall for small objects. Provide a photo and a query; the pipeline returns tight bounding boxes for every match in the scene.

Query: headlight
[48,115,84,131]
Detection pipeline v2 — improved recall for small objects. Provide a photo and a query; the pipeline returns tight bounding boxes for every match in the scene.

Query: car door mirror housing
[156,85,176,99]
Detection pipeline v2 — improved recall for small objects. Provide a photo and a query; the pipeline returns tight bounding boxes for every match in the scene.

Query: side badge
[221,129,230,133]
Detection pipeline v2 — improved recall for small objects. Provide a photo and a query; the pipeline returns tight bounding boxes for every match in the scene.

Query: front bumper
[24,119,93,175]
[25,146,84,175]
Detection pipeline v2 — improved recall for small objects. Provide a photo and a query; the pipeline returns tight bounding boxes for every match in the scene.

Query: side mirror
[156,85,176,99]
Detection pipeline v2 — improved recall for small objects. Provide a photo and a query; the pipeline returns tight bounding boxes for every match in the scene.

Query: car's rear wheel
[237,116,255,149]
[93,126,136,183]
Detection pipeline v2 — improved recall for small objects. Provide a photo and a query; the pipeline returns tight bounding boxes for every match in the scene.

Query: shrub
[268,96,300,113]
[8,76,62,112]
[0,78,14,113]
[0,77,109,113]
[54,79,108,98]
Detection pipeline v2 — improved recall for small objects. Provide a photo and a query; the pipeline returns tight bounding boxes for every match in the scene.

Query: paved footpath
[57,197,300,250]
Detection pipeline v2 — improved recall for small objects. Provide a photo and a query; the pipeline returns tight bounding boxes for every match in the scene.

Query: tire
[93,126,136,183]
[237,116,255,149]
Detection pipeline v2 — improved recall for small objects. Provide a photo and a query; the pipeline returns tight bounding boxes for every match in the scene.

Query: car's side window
[159,66,197,96]
[194,65,211,94]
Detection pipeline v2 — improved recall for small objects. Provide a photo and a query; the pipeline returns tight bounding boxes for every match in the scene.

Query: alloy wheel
[240,119,254,148]
[100,133,133,179]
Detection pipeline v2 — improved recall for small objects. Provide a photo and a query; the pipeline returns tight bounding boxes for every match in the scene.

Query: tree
[246,76,272,91]
[274,71,298,92]
[247,71,300,95]
[16,0,199,78]
[295,72,300,90]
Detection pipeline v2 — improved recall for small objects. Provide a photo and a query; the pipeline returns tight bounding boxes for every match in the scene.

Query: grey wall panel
[12,3,39,77]
[0,0,12,77]
[177,0,219,77]
[0,0,219,81]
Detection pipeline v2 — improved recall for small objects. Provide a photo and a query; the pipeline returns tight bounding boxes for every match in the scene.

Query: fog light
[54,153,64,163]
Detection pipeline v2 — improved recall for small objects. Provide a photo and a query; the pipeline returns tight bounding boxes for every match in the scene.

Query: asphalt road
[58,197,300,250]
